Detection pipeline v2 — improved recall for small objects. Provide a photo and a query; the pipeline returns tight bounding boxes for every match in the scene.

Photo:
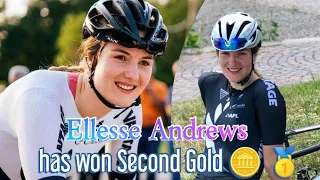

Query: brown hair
[48,37,106,72]
[216,44,263,78]
[251,44,263,78]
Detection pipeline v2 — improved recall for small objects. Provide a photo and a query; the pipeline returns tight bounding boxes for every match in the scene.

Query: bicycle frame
[284,124,320,180]
[284,124,320,159]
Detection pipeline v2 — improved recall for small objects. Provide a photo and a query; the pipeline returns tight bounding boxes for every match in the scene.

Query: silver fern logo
[238,94,243,100]
[206,98,230,153]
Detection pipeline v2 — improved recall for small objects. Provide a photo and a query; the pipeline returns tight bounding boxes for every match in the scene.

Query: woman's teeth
[228,68,241,72]
[117,83,134,90]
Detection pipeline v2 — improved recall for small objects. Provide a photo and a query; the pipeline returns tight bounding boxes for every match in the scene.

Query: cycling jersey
[197,72,286,179]
[0,70,142,180]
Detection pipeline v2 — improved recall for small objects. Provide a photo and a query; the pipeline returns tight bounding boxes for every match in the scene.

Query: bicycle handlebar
[284,124,320,159]
[292,144,320,159]
[286,124,320,137]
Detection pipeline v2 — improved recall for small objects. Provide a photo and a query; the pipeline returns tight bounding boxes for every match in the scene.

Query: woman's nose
[229,54,238,66]
[124,62,139,80]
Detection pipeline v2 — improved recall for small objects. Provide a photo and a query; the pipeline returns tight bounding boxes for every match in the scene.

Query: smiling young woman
[0,0,168,180]
[218,49,259,90]
[197,12,287,180]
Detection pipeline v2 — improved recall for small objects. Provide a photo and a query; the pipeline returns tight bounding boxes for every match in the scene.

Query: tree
[152,0,194,85]
[54,12,86,66]
[0,0,70,81]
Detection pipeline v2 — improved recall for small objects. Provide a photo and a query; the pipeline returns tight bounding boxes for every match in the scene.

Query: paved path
[172,38,320,103]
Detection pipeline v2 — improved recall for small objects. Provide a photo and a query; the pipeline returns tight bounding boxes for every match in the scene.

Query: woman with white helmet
[0,0,168,179]
[197,12,287,179]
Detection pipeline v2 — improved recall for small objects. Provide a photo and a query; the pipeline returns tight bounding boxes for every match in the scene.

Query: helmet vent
[137,0,146,9]
[114,16,131,31]
[127,2,143,24]
[226,22,235,40]
[240,12,248,16]
[108,1,132,32]
[89,8,99,18]
[235,20,250,38]
[149,9,159,27]
[157,28,167,39]
[103,1,122,16]
[89,8,112,28]
[94,16,111,28]
[257,25,261,31]
[251,31,256,42]
[218,21,222,37]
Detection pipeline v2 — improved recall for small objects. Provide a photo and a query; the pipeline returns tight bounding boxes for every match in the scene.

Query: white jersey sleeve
[14,87,67,180]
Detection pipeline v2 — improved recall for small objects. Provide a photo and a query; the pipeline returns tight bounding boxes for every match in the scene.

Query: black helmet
[82,0,168,56]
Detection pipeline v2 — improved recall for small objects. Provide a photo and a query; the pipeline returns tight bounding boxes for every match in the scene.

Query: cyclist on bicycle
[0,0,168,179]
[197,12,287,180]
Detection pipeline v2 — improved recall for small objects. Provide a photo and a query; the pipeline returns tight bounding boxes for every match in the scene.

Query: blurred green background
[0,0,204,86]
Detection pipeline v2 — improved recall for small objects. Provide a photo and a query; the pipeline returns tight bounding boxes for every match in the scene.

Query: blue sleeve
[254,80,286,145]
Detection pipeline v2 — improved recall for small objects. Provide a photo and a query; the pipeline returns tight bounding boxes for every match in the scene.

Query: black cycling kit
[196,72,286,179]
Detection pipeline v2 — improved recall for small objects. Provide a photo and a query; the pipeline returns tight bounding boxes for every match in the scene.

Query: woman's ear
[85,55,95,71]
[88,54,95,63]
[86,55,95,66]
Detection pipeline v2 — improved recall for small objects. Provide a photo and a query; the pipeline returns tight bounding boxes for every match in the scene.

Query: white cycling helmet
[211,12,262,51]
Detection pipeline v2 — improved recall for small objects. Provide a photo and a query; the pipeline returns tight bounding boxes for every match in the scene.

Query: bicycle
[284,124,320,180]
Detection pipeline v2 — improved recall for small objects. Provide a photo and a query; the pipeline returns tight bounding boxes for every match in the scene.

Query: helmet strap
[86,57,140,110]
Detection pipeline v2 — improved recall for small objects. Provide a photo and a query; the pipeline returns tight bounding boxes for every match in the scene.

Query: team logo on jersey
[230,104,246,109]
[56,106,68,152]
[220,88,229,100]
[262,79,279,106]
[225,113,239,118]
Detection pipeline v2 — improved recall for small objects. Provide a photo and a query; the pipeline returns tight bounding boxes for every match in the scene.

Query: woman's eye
[115,56,126,61]
[221,52,229,55]
[140,60,150,66]
[238,52,246,56]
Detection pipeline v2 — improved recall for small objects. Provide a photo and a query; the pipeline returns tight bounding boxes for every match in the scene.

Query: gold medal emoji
[273,146,295,178]
[274,157,294,178]
[230,147,260,178]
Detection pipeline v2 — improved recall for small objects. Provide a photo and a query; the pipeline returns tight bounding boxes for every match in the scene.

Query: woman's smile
[228,68,242,73]
[115,81,137,94]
